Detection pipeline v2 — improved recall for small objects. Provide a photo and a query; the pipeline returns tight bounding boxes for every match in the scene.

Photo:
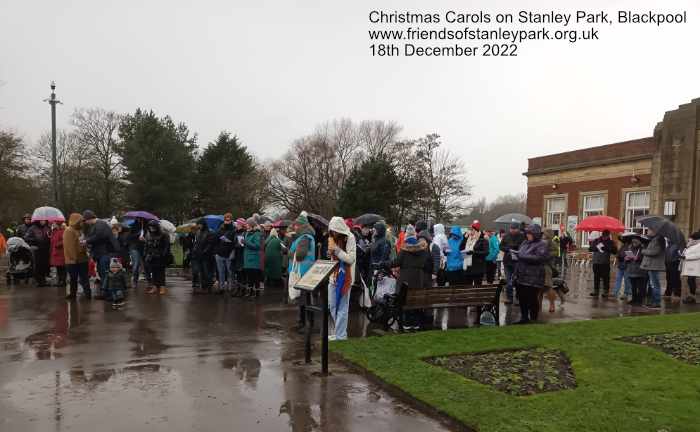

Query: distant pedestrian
[82,210,116,297]
[664,238,682,298]
[63,213,91,300]
[49,222,67,287]
[461,221,488,286]
[614,235,633,300]
[327,216,356,341]
[243,220,263,297]
[681,230,700,304]
[390,225,432,330]
[624,235,647,305]
[191,219,216,294]
[289,211,316,331]
[588,230,617,298]
[214,213,236,293]
[485,229,500,283]
[513,224,549,324]
[264,228,283,286]
[500,223,525,304]
[144,220,170,295]
[24,219,51,287]
[15,214,32,239]
[641,228,666,309]
[127,219,147,286]
[104,260,127,309]
[445,226,464,284]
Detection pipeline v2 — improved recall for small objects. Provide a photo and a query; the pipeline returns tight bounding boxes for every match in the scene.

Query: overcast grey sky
[2,0,699,201]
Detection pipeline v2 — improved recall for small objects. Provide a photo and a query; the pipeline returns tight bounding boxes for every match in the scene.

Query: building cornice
[523,153,654,177]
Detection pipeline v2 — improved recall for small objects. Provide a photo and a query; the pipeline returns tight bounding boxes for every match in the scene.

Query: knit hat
[510,222,520,229]
[471,220,481,231]
[295,211,309,226]
[82,210,97,221]
[405,225,418,245]
[235,218,246,227]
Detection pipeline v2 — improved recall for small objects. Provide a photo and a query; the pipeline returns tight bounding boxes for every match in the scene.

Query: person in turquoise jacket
[243,223,263,297]
[486,231,501,283]
[445,226,464,284]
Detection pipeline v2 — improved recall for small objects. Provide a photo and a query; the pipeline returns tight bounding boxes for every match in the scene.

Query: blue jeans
[96,255,111,296]
[215,255,231,289]
[328,282,350,340]
[647,270,662,305]
[613,267,631,297]
[504,265,515,300]
[129,249,143,283]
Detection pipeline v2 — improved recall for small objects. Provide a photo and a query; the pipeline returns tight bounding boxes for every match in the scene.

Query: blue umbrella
[202,215,224,231]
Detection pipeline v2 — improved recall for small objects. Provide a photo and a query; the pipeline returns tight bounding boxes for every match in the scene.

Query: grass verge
[331,313,700,432]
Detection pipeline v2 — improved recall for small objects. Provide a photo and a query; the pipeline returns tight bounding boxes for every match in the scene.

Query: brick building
[525,97,700,245]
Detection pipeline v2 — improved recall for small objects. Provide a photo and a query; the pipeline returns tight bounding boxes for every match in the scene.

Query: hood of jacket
[402,238,428,254]
[373,221,387,239]
[449,225,462,239]
[434,224,445,237]
[329,216,351,237]
[525,224,543,240]
[68,213,83,229]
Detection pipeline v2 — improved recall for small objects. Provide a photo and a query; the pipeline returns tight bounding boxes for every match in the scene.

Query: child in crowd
[104,259,127,309]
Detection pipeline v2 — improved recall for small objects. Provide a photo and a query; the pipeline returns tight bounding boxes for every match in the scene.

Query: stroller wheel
[366,303,387,324]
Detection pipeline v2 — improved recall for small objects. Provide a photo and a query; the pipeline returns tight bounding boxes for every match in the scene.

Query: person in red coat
[50,222,67,287]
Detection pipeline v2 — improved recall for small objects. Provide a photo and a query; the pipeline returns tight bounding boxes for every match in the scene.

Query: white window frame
[580,193,606,244]
[544,195,567,234]
[624,190,651,234]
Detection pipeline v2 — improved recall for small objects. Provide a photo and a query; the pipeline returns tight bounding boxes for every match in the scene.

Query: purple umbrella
[124,210,159,221]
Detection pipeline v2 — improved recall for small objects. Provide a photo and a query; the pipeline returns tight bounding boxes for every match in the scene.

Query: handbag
[288,258,302,301]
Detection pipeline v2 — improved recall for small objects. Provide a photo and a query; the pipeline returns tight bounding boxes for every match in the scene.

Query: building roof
[525,137,657,176]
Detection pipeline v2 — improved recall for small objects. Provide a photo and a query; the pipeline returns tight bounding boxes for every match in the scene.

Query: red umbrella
[575,215,625,233]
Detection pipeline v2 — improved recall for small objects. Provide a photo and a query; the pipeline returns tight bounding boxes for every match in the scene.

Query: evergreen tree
[196,131,261,216]
[117,109,197,221]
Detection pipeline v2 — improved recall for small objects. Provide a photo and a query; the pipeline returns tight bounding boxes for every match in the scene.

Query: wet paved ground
[1,264,698,432]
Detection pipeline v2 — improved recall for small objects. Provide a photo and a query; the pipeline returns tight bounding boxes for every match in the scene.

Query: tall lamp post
[44,81,62,206]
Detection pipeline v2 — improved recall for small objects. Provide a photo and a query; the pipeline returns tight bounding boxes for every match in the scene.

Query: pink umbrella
[31,206,65,223]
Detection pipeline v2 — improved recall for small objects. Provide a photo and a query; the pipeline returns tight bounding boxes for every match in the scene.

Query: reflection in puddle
[221,356,261,388]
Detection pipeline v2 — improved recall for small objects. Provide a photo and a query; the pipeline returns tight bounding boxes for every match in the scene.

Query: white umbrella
[160,220,177,243]
[31,206,65,223]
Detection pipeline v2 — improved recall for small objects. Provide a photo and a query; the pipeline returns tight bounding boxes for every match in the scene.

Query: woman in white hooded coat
[327,216,356,340]
[681,230,700,304]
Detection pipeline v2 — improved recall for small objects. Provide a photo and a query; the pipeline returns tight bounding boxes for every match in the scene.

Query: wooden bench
[399,281,504,328]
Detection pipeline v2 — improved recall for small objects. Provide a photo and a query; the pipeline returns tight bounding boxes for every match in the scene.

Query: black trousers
[688,276,697,296]
[55,265,66,284]
[629,276,648,305]
[66,262,90,296]
[665,262,682,296]
[445,270,464,285]
[485,261,497,283]
[516,283,539,322]
[464,273,484,286]
[150,264,166,287]
[592,263,611,295]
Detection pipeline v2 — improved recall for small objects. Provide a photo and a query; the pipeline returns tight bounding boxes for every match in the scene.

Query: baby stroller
[6,237,34,284]
[364,264,402,329]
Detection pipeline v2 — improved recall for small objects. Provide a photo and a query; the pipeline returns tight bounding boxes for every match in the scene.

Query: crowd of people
[2,207,699,332]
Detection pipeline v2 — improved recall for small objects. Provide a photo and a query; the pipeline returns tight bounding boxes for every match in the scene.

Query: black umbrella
[307,213,329,229]
[353,213,384,226]
[494,213,533,225]
[637,215,686,247]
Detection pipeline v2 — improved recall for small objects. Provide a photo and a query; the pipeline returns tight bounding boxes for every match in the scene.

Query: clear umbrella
[31,206,65,223]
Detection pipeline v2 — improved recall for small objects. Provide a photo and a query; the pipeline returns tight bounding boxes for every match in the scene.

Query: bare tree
[415,134,471,222]
[71,107,123,214]
[356,120,402,159]
[33,130,96,212]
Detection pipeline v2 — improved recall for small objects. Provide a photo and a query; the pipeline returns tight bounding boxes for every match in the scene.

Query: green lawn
[332,313,700,432]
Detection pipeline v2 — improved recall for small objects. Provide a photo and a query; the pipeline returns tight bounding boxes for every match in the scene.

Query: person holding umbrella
[49,221,67,287]
[641,228,666,309]
[82,210,115,298]
[622,234,647,305]
[144,220,170,295]
[24,219,51,286]
[512,224,550,324]
[499,222,526,304]
[588,230,617,298]
[126,218,148,287]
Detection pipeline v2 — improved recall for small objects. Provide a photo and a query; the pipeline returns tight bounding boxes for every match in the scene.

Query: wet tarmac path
[1,265,698,431]
[0,276,453,432]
